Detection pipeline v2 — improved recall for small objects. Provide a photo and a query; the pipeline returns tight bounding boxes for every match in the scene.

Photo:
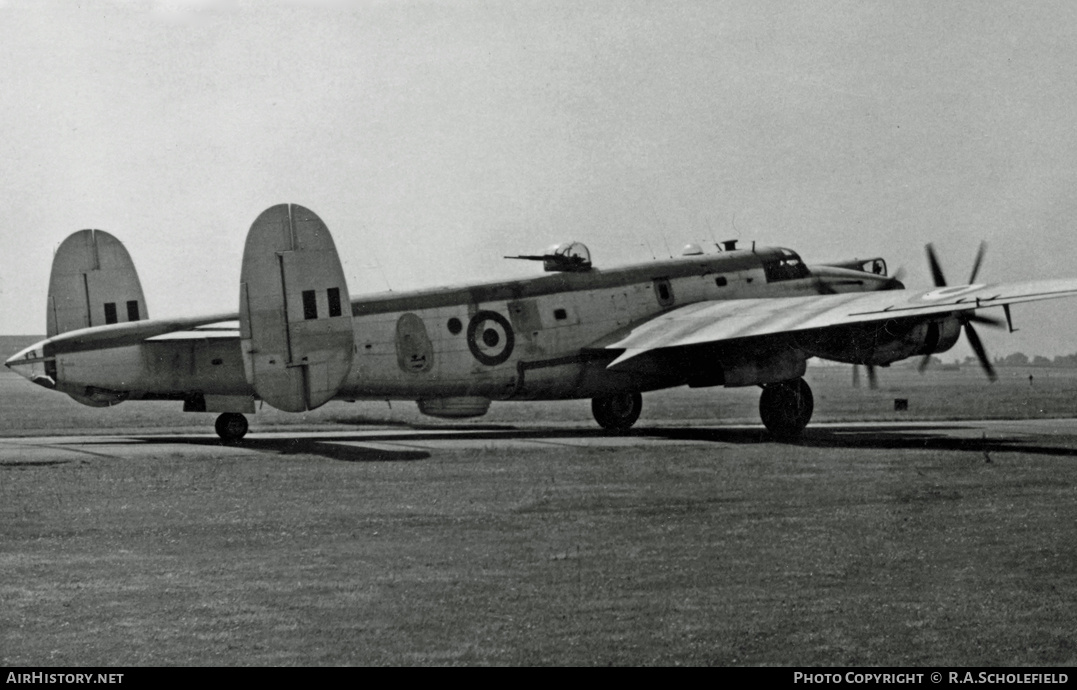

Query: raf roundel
[466,310,515,366]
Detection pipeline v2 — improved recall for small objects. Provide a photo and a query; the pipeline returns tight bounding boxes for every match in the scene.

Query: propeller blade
[966,313,1005,329]
[963,322,997,382]
[866,364,878,390]
[852,365,860,388]
[918,353,933,373]
[968,241,987,284]
[926,243,947,287]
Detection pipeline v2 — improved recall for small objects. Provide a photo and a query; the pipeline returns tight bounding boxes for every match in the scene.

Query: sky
[3,0,1077,361]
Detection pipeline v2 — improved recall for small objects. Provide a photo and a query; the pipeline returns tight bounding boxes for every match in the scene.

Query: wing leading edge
[599,279,1077,368]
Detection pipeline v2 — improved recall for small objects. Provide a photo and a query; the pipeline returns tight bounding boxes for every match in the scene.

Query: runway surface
[4,418,1077,465]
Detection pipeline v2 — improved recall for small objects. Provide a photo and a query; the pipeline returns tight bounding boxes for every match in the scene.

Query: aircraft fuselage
[15,246,896,415]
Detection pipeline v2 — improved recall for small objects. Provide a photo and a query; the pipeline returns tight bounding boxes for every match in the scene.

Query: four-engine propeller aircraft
[7,203,1077,442]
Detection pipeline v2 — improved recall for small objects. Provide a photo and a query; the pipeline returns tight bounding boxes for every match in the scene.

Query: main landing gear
[589,380,815,438]
[591,391,643,432]
[759,378,814,439]
[215,413,249,443]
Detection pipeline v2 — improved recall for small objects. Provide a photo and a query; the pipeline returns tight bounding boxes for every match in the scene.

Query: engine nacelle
[873,317,963,364]
[797,316,962,366]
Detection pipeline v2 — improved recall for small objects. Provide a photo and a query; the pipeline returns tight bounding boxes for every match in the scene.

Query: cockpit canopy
[762,248,811,283]
[821,257,888,276]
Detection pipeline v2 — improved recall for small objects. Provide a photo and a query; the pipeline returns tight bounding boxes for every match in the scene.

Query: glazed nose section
[5,341,56,389]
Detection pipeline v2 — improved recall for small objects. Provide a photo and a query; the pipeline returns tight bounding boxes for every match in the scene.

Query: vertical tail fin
[239,204,354,412]
[47,229,148,336]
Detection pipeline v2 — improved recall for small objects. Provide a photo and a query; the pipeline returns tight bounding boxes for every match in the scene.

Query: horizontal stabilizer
[24,312,239,358]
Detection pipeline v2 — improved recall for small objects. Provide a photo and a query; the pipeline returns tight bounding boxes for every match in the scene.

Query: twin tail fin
[47,229,147,337]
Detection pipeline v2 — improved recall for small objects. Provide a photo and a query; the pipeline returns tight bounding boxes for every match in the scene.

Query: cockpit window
[763,253,810,283]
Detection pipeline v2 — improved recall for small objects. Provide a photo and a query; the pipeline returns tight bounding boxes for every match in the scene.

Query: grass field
[2,364,1077,665]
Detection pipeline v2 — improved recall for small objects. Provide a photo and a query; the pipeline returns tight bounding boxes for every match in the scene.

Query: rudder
[47,229,148,336]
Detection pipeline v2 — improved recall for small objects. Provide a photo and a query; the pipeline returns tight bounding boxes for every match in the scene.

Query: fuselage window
[654,278,675,307]
[104,302,117,324]
[127,300,140,322]
[447,317,463,335]
[554,308,567,321]
[715,276,728,287]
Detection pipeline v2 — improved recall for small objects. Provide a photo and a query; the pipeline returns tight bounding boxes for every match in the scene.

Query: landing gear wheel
[215,413,249,443]
[759,378,814,439]
[592,391,643,432]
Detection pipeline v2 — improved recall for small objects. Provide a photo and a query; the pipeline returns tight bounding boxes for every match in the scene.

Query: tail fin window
[327,287,342,317]
[127,300,140,322]
[104,303,118,324]
[302,290,318,320]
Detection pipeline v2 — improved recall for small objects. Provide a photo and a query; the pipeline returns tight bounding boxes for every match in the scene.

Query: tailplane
[47,229,148,336]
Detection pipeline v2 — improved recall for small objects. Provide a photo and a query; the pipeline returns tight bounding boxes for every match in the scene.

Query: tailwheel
[215,413,249,443]
[759,378,814,439]
[592,391,643,432]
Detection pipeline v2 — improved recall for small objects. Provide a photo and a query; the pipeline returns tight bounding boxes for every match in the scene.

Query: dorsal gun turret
[505,241,592,272]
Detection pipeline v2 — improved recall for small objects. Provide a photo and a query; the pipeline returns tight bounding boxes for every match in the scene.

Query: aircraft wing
[600,279,1077,367]
[38,312,239,356]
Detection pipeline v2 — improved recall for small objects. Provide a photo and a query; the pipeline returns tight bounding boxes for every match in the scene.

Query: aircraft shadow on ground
[131,436,431,463]
[805,425,1077,459]
[645,425,1077,459]
[128,423,1077,462]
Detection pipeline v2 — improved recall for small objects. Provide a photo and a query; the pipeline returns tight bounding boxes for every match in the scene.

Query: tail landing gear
[592,391,643,432]
[759,378,814,439]
[215,413,249,443]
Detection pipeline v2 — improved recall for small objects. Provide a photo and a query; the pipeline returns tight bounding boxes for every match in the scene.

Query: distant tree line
[910,353,1077,369]
[986,352,1077,368]
[956,353,1077,368]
